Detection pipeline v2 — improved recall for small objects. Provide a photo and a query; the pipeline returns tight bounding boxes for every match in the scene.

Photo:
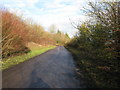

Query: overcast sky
[0,0,95,37]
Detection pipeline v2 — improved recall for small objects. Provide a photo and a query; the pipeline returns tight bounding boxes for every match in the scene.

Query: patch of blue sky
[0,0,10,4]
[35,0,54,9]
[35,1,45,9]
[59,1,73,6]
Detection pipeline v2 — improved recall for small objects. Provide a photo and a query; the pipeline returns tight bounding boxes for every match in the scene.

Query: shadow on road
[29,70,50,88]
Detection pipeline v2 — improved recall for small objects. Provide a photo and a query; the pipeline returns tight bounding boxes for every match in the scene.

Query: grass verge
[1,46,56,70]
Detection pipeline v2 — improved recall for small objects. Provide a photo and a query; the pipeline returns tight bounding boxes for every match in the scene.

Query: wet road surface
[2,46,81,88]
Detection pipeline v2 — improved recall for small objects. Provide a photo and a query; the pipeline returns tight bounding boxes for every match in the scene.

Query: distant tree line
[0,8,70,58]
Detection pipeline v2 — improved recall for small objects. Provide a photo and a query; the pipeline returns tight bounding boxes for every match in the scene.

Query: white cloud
[0,0,88,37]
[25,0,39,7]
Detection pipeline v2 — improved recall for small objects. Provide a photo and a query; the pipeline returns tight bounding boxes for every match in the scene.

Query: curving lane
[2,46,81,88]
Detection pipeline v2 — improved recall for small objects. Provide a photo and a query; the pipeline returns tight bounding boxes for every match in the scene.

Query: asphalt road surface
[2,46,81,88]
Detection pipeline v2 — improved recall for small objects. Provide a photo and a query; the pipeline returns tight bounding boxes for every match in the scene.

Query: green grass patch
[1,46,56,70]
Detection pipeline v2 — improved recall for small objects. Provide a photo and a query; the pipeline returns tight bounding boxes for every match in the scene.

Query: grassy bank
[1,46,56,70]
[66,47,119,88]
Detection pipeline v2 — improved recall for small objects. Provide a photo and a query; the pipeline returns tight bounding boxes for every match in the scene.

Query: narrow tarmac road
[2,46,81,88]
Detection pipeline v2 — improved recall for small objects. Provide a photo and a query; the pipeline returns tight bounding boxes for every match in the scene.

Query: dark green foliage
[66,2,120,88]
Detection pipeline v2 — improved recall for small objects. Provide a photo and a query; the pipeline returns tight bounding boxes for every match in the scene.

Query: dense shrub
[1,9,30,58]
[66,2,120,88]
